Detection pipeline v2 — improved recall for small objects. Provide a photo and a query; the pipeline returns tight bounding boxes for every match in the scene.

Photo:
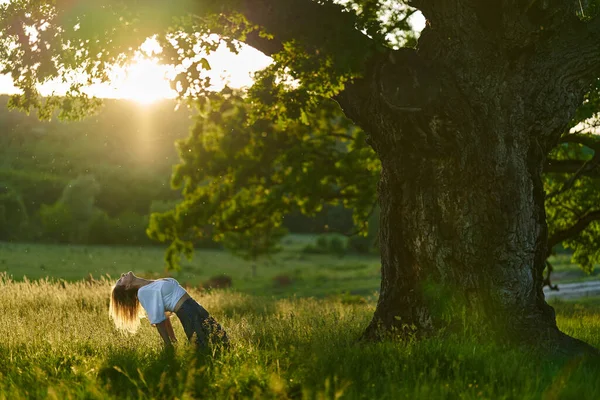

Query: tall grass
[1,272,599,399]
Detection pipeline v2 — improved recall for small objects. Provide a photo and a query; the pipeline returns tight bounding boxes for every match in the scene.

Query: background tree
[3,0,600,356]
[146,89,379,266]
[39,174,100,243]
[544,79,600,279]
[223,224,288,278]
[0,185,28,241]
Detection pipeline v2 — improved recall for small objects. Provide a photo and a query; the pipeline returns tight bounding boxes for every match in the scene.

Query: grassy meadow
[1,273,600,399]
[0,235,596,299]
[1,237,600,399]
[0,235,384,298]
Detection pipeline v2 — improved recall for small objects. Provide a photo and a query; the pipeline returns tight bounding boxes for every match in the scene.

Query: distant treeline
[0,96,359,247]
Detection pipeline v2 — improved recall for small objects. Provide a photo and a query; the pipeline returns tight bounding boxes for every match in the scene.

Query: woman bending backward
[109,271,228,349]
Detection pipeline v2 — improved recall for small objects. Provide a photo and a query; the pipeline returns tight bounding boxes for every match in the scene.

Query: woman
[109,271,228,349]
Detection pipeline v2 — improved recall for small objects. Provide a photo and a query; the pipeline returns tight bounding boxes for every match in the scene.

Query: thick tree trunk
[355,98,597,355]
[335,16,600,357]
[366,119,556,343]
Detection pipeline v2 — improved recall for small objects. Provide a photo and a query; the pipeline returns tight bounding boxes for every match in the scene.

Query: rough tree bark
[234,0,600,355]
[333,2,600,356]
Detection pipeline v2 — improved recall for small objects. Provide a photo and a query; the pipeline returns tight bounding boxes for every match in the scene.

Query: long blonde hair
[109,285,143,333]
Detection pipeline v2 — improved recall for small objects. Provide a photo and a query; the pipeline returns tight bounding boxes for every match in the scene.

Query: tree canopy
[146,89,379,266]
[545,78,600,274]
[1,0,600,274]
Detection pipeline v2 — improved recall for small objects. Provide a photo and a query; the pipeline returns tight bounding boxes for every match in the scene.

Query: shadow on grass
[98,346,214,399]
[291,335,600,399]
[95,333,600,399]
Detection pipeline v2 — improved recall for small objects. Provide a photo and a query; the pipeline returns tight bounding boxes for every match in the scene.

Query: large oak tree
[2,0,600,356]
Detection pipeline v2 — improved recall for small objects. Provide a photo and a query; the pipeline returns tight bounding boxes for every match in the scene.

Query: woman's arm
[164,315,177,342]
[155,320,172,346]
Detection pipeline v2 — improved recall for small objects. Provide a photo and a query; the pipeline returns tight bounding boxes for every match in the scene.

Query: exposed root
[541,328,600,360]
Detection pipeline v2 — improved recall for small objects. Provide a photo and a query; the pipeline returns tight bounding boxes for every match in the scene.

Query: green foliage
[339,0,419,48]
[38,202,75,244]
[546,168,600,274]
[0,0,404,121]
[535,79,600,275]
[39,181,153,246]
[568,224,600,274]
[149,199,181,214]
[0,96,194,245]
[223,224,288,263]
[572,80,600,124]
[148,89,379,268]
[60,174,100,221]
[578,0,600,20]
[88,211,152,246]
[0,168,67,214]
[348,205,380,254]
[0,185,28,240]
[303,234,348,257]
[327,236,347,257]
[0,95,188,214]
[282,205,355,234]
[39,174,99,243]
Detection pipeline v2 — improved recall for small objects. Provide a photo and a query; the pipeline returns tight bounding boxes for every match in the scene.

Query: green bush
[328,236,347,257]
[347,235,372,254]
[316,235,328,249]
[0,186,28,241]
[38,175,101,244]
[39,202,76,243]
[88,211,152,246]
[0,169,66,214]
[303,235,348,257]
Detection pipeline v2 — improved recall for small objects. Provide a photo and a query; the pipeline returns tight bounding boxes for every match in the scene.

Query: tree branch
[552,13,600,84]
[559,132,600,151]
[546,146,600,199]
[341,200,379,238]
[543,259,560,291]
[548,209,600,250]
[240,0,376,63]
[544,159,600,177]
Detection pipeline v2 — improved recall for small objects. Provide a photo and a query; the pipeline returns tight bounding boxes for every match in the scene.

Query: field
[1,238,600,399]
[0,236,597,299]
[0,235,383,298]
[1,273,600,399]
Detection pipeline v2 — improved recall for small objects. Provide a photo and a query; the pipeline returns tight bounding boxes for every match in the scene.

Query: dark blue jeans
[175,298,229,349]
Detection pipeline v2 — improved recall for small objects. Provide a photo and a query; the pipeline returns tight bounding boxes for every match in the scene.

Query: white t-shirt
[137,278,187,324]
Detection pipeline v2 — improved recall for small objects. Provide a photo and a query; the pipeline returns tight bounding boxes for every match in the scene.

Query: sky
[0,5,425,103]
[0,40,274,103]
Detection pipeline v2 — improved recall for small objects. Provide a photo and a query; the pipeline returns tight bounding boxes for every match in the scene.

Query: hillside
[0,96,192,216]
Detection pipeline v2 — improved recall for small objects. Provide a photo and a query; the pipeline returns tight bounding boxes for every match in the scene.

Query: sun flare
[86,37,272,104]
[1,37,272,104]
[116,59,175,104]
